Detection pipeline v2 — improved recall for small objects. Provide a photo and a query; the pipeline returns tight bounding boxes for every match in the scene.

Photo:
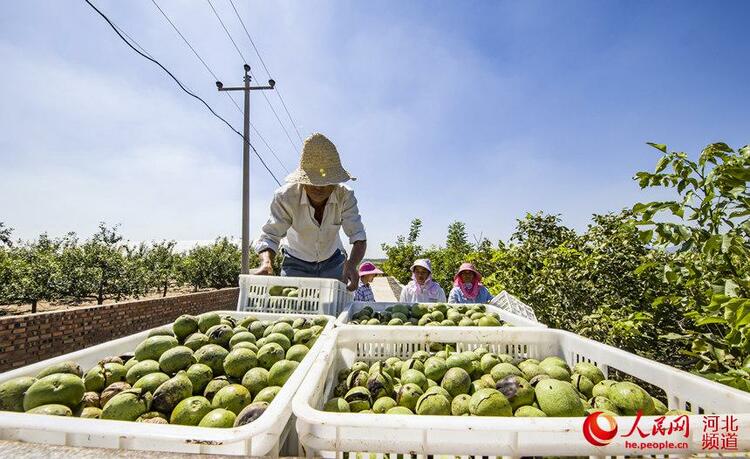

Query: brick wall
[0,288,239,372]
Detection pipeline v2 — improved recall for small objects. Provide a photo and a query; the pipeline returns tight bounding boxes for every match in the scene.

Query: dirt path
[371,276,399,301]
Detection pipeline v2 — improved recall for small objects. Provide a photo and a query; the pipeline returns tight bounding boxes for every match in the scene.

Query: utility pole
[217,65,275,274]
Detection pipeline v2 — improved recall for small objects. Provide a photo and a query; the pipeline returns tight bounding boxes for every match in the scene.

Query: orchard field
[380,142,750,393]
[1,142,749,394]
[0,226,251,314]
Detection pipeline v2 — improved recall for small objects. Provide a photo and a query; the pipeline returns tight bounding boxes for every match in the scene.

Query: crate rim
[335,301,545,328]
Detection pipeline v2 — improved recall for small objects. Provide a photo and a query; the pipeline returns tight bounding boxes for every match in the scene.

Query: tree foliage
[632,142,750,390]
[0,222,12,247]
[178,237,244,291]
[0,224,243,313]
[380,219,423,285]
[377,142,750,392]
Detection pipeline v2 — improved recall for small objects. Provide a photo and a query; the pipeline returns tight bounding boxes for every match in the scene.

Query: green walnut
[573,362,605,385]
[451,393,472,416]
[372,396,397,414]
[323,397,350,412]
[23,373,85,411]
[344,387,372,412]
[607,382,655,416]
[415,392,451,415]
[535,379,585,417]
[440,367,471,398]
[199,408,236,427]
[469,388,512,416]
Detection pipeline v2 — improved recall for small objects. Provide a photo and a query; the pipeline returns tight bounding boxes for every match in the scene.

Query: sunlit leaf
[647,142,668,153]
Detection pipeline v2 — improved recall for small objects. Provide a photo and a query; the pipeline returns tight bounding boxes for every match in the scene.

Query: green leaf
[721,234,732,254]
[704,234,723,255]
[660,332,690,340]
[647,142,668,153]
[695,316,728,326]
[729,209,750,219]
[725,279,740,298]
[655,156,670,173]
[735,309,750,327]
[632,202,650,213]
[638,230,654,244]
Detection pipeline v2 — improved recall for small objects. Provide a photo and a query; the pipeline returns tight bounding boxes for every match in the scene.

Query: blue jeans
[280,249,346,280]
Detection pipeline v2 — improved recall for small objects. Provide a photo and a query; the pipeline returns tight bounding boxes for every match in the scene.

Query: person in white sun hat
[253,133,367,291]
[399,258,447,303]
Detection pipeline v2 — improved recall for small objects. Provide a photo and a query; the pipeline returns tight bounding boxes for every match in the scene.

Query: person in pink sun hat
[353,262,384,301]
[448,262,494,304]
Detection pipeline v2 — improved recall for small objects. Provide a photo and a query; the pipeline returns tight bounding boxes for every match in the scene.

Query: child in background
[353,262,384,301]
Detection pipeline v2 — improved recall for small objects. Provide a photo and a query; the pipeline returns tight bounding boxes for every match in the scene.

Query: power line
[112,23,153,59]
[83,0,281,186]
[150,0,242,115]
[205,0,301,154]
[249,123,288,172]
[205,0,248,63]
[150,0,289,173]
[227,0,304,143]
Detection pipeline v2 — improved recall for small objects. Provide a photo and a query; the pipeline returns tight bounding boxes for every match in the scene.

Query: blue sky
[1,1,749,257]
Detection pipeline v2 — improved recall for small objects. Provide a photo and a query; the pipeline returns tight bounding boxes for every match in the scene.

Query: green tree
[408,218,422,244]
[179,237,242,290]
[56,233,91,302]
[380,219,423,284]
[145,240,180,297]
[0,222,12,247]
[80,223,127,305]
[633,142,750,390]
[6,235,61,313]
[120,243,150,300]
[445,221,473,255]
[0,246,15,309]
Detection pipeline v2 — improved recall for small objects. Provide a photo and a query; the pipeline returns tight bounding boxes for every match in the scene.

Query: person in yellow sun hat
[253,133,367,291]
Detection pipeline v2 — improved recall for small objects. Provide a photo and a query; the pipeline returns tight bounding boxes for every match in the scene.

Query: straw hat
[285,133,356,186]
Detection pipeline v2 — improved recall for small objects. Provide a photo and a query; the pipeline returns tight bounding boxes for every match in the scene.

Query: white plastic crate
[0,311,334,457]
[491,290,539,322]
[336,301,546,328]
[293,327,750,457]
[237,274,353,316]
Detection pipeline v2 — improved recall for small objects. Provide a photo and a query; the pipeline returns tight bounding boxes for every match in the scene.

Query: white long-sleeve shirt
[399,281,447,303]
[254,183,367,263]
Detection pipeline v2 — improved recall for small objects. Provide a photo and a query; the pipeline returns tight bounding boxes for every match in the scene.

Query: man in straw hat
[253,133,367,291]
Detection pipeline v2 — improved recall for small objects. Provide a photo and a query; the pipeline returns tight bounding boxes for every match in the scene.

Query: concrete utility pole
[216,65,275,274]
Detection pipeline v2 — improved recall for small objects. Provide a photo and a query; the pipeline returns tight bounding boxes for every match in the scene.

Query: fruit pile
[269,286,299,298]
[323,347,686,417]
[0,312,328,427]
[349,303,506,327]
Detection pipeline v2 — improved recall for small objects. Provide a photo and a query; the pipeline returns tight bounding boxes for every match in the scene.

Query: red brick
[0,289,237,371]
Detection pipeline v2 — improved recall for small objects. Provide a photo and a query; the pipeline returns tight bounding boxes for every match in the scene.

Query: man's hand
[254,250,275,276]
[343,262,359,291]
[254,262,274,276]
[343,240,366,291]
